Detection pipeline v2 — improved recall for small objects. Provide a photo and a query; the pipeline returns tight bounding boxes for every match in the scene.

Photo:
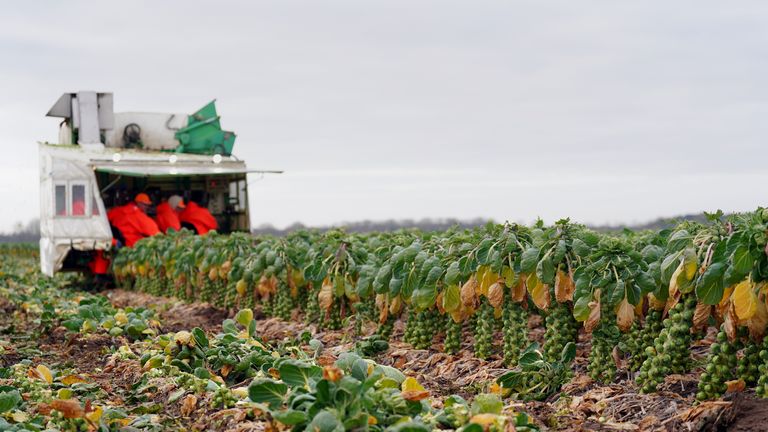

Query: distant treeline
[252,218,493,236]
[0,219,40,243]
[0,214,713,242]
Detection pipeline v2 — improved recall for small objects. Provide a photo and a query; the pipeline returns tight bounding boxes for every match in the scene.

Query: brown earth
[26,287,764,432]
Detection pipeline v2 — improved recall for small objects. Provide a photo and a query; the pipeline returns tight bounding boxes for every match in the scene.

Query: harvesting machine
[39,91,279,276]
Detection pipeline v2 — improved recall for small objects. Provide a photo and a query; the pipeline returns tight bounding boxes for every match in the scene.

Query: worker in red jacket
[180,200,218,235]
[155,195,185,233]
[108,193,161,247]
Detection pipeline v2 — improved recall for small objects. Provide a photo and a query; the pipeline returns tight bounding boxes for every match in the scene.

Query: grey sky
[1,1,767,231]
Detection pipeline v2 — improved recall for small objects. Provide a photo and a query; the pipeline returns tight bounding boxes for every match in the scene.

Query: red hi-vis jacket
[179,201,218,235]
[155,202,182,233]
[107,203,161,247]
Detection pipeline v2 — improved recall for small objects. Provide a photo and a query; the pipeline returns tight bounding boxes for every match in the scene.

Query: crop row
[113,209,768,401]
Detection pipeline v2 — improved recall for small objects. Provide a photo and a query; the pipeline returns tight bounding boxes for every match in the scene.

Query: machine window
[72,184,86,216]
[55,185,67,216]
[92,196,100,216]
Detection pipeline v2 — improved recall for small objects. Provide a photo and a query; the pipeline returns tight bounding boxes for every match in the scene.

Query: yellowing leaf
[683,249,698,281]
[10,411,28,423]
[733,279,758,321]
[442,284,460,313]
[401,377,425,392]
[615,297,634,332]
[400,389,430,401]
[648,293,665,311]
[114,312,128,325]
[235,279,248,297]
[469,414,502,430]
[389,295,402,315]
[669,260,684,297]
[435,291,445,315]
[527,273,550,311]
[501,266,515,287]
[746,295,768,341]
[85,406,103,423]
[60,374,87,386]
[35,365,53,384]
[511,275,526,303]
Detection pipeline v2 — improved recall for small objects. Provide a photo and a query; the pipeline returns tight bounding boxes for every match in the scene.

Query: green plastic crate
[174,101,236,155]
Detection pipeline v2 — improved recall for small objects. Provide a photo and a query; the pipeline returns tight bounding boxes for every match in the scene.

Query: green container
[174,101,236,155]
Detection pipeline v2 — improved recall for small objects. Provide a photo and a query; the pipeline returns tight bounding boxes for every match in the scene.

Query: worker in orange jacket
[180,200,218,235]
[155,195,185,233]
[108,193,161,247]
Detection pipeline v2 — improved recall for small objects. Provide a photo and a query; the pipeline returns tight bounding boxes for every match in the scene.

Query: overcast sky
[1,1,767,231]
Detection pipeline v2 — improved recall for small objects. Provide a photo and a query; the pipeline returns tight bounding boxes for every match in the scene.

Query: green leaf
[222,319,239,335]
[560,342,577,364]
[696,262,726,305]
[573,295,591,322]
[307,410,344,432]
[444,261,461,285]
[475,238,494,265]
[235,309,254,328]
[667,230,691,252]
[272,409,308,426]
[732,245,754,276]
[277,360,322,389]
[411,282,437,311]
[520,248,540,274]
[553,240,567,264]
[387,421,431,432]
[248,378,288,408]
[0,390,21,413]
[572,238,591,257]
[192,328,209,348]
[470,393,503,415]
[635,272,656,295]
[536,255,555,285]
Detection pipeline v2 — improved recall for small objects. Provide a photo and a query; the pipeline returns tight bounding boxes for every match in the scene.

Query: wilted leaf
[461,278,479,308]
[615,297,634,332]
[511,276,526,303]
[554,269,575,303]
[318,281,334,311]
[50,398,84,419]
[180,394,197,416]
[584,291,601,334]
[322,366,343,382]
[725,379,746,393]
[724,302,738,341]
[692,303,712,332]
[487,282,503,309]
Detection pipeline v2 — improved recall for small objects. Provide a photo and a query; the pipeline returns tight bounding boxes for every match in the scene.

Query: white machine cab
[39,91,276,276]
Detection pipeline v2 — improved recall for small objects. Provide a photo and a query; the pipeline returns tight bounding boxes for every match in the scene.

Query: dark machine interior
[94,171,250,234]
